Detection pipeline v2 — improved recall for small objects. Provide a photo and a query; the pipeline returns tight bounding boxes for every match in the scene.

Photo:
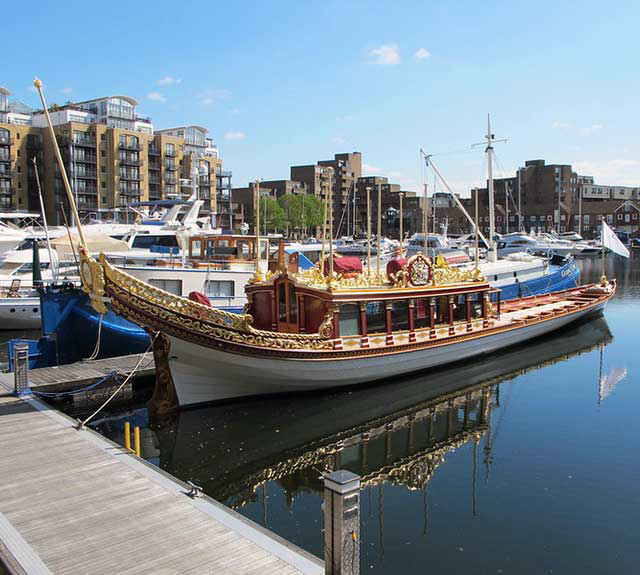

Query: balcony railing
[75,170,98,179]
[165,149,176,157]
[119,142,142,151]
[27,139,42,150]
[165,177,176,185]
[75,154,97,164]
[0,186,14,195]
[120,158,143,167]
[148,147,161,156]
[76,187,98,195]
[164,163,176,171]
[120,173,140,181]
[72,137,97,148]
[0,171,14,179]
[149,175,161,184]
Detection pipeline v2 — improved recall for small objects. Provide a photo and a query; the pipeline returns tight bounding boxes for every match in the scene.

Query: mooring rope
[86,313,104,361]
[76,332,158,430]
[24,370,121,398]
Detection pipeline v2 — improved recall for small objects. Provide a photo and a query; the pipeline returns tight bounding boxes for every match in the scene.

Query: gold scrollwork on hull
[100,255,335,351]
[79,252,108,314]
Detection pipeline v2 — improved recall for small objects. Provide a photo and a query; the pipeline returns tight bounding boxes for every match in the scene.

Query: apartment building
[0,88,229,224]
[291,152,362,234]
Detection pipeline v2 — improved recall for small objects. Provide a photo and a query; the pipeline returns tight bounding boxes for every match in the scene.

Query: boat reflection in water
[105,315,612,513]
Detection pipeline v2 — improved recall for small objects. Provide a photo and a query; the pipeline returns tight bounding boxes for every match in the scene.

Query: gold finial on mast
[33,77,87,251]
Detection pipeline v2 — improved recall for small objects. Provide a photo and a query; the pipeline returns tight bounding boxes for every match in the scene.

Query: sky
[4,0,639,196]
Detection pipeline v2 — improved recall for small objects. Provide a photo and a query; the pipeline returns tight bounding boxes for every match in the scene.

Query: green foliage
[259,196,286,232]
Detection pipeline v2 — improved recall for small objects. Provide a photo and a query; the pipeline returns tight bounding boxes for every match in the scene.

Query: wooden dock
[0,391,323,574]
[0,354,156,395]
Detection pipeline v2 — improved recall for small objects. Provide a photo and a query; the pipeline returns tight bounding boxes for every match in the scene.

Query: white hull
[168,304,603,406]
[0,296,41,329]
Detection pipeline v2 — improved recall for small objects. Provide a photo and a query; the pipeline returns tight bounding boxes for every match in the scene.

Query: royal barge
[78,247,614,408]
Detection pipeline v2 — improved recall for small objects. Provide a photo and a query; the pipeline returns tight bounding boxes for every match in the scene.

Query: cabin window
[470,293,483,319]
[435,297,449,324]
[391,301,409,331]
[414,299,429,329]
[278,283,287,321]
[453,295,467,323]
[366,302,387,334]
[339,304,360,336]
[205,280,234,298]
[288,284,297,323]
[191,239,202,258]
[132,235,179,249]
[149,279,182,295]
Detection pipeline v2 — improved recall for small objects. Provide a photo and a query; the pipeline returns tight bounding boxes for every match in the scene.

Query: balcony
[0,154,12,163]
[75,170,97,179]
[165,177,176,185]
[76,187,98,195]
[78,200,98,211]
[27,138,42,150]
[73,137,96,148]
[148,146,161,156]
[164,149,176,157]
[119,142,142,151]
[0,187,14,196]
[0,171,14,179]
[120,173,140,181]
[164,163,176,171]
[120,158,143,167]
[75,154,97,164]
[0,135,13,145]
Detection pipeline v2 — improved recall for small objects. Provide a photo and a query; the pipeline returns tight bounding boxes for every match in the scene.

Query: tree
[259,196,286,233]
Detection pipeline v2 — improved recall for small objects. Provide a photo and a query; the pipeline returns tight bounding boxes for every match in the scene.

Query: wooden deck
[0,392,323,575]
[0,354,156,395]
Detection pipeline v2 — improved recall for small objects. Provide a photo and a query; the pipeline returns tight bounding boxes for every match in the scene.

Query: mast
[33,78,87,250]
[321,174,329,273]
[474,187,479,273]
[353,182,357,239]
[33,157,57,281]
[328,167,334,278]
[399,192,404,257]
[517,167,522,231]
[254,180,261,276]
[366,186,372,278]
[376,182,381,278]
[432,172,437,235]
[557,177,562,234]
[579,185,583,238]
[423,183,428,258]
[505,182,509,234]
[486,115,497,262]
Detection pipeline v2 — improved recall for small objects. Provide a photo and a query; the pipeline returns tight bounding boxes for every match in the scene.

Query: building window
[618,213,623,220]
[584,215,590,223]
[607,214,613,223]
[204,280,234,298]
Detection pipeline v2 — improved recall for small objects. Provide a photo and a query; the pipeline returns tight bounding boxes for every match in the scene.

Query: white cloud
[224,131,246,141]
[581,123,605,135]
[197,89,232,105]
[552,121,572,129]
[414,48,431,60]
[369,44,401,66]
[158,76,181,86]
[590,123,604,131]
[362,163,383,174]
[336,114,354,122]
[28,85,38,94]
[573,158,640,186]
[147,92,167,102]
[60,87,73,95]
[230,108,240,115]
[331,136,345,145]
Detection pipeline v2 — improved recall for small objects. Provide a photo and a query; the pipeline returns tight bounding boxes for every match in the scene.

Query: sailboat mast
[486,115,497,262]
[423,183,428,258]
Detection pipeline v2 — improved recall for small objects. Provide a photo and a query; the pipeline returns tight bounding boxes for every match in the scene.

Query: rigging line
[428,147,484,158]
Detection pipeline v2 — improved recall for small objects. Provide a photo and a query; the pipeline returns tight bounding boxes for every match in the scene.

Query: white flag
[601,220,630,258]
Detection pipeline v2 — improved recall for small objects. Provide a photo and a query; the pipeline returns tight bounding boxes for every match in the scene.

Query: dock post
[13,344,30,395]
[324,470,360,575]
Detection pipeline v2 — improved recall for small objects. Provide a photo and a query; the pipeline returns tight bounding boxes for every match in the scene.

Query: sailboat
[34,79,616,408]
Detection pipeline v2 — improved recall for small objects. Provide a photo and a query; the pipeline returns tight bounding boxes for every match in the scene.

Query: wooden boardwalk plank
[0,393,323,575]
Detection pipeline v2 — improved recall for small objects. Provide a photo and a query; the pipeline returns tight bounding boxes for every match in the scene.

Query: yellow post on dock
[124,421,131,452]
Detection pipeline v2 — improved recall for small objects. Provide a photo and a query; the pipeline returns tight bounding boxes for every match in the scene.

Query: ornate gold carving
[431,254,484,286]
[147,332,178,416]
[79,252,108,314]
[100,255,335,350]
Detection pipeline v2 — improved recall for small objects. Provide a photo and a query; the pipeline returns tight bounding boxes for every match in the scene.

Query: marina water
[2,255,637,574]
